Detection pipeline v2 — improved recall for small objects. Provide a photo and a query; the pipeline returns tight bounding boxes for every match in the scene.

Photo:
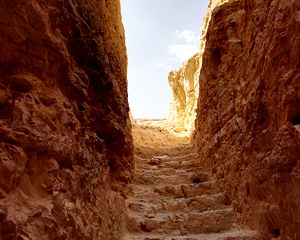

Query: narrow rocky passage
[122,120,259,240]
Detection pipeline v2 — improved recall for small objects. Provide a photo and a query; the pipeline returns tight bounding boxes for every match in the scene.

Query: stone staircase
[122,143,259,240]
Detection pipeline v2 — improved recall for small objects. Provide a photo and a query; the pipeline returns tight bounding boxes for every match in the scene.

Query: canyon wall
[194,0,300,239]
[0,0,133,239]
[168,54,200,133]
[168,0,228,134]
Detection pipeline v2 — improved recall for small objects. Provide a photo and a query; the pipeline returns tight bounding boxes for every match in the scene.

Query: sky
[120,0,209,118]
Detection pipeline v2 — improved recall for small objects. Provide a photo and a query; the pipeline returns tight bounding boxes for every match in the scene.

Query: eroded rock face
[194,0,300,238]
[168,54,200,134]
[0,0,133,239]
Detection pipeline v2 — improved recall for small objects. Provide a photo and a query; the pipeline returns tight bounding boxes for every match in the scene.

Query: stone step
[133,171,209,185]
[126,193,229,214]
[127,208,236,235]
[135,168,201,176]
[127,181,219,202]
[135,154,199,170]
[122,229,259,240]
[135,163,204,174]
[136,144,195,155]
[153,182,219,199]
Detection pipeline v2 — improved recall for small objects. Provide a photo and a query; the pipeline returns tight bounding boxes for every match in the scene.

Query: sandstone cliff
[0,0,133,239]
[168,54,200,133]
[194,0,300,238]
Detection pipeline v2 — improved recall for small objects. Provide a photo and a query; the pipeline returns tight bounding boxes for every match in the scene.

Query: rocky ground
[122,120,260,240]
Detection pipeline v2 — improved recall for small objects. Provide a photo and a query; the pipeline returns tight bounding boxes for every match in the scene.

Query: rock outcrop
[0,0,133,239]
[194,0,300,238]
[168,54,200,134]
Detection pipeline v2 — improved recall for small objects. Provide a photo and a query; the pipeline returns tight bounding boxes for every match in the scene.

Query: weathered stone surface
[168,54,200,134]
[123,121,259,239]
[194,0,300,238]
[0,0,133,239]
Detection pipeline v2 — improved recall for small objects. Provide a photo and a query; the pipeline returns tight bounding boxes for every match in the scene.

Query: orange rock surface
[194,0,300,238]
[1,0,300,239]
[0,0,133,239]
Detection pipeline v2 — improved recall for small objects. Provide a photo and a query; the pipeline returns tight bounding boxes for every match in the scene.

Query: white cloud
[175,30,198,44]
[167,30,199,62]
[168,44,198,62]
[156,62,172,70]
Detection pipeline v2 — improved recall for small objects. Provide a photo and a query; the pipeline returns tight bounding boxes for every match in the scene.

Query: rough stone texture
[168,54,200,134]
[0,0,133,239]
[123,121,259,240]
[194,0,300,239]
[200,0,230,52]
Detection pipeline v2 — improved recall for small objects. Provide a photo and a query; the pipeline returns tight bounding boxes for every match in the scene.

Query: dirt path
[122,120,259,240]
